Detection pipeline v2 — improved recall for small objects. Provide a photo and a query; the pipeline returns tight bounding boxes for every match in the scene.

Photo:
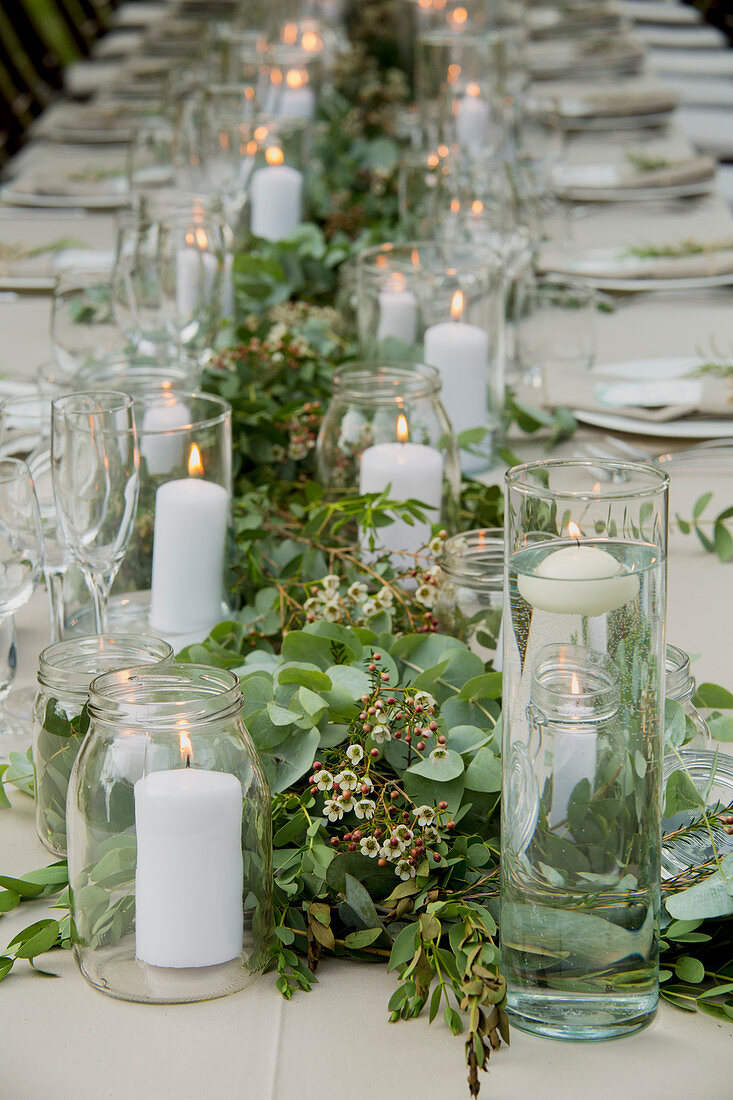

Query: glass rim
[88,664,242,728]
[358,240,502,278]
[441,527,504,578]
[505,459,670,501]
[38,634,173,693]
[0,456,35,484]
[332,360,442,403]
[51,390,135,419]
[130,390,231,433]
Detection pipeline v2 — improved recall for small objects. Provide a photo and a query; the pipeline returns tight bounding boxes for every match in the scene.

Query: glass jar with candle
[33,634,173,856]
[316,361,460,570]
[66,664,273,1003]
[244,118,309,244]
[357,241,504,474]
[65,393,232,647]
[434,528,503,663]
[502,459,668,1041]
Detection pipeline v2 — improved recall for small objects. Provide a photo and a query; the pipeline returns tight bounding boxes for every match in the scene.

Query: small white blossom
[430,746,448,761]
[303,596,321,613]
[334,769,359,792]
[428,535,445,556]
[393,825,414,844]
[424,565,441,584]
[374,586,394,609]
[347,581,369,604]
[288,441,308,461]
[346,744,364,765]
[336,793,352,811]
[314,770,334,791]
[361,599,378,617]
[423,825,439,843]
[322,599,342,623]
[359,776,374,795]
[322,574,340,595]
[371,723,392,745]
[413,691,437,712]
[353,798,376,820]
[360,836,380,858]
[323,799,344,822]
[380,840,404,862]
[395,859,416,881]
[412,805,436,827]
[415,583,437,608]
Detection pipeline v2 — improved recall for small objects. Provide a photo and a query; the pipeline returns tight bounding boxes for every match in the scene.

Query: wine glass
[0,458,44,757]
[51,392,140,634]
[51,259,120,375]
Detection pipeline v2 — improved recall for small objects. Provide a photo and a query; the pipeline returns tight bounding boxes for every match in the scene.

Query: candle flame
[570,673,581,696]
[246,140,258,156]
[427,153,439,168]
[254,124,269,142]
[185,229,195,247]
[194,227,208,250]
[188,442,204,477]
[437,144,450,158]
[302,30,321,52]
[286,68,307,89]
[270,67,283,85]
[448,63,461,84]
[450,197,460,214]
[451,289,464,320]
[471,199,484,215]
[450,6,468,25]
[282,21,298,44]
[411,248,420,268]
[568,521,582,542]
[397,414,409,443]
[180,727,193,764]
[466,81,481,98]
[266,146,285,166]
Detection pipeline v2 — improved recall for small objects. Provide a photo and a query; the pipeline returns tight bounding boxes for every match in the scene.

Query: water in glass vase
[501,538,665,1040]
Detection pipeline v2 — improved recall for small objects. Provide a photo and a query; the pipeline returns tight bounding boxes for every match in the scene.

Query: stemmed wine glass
[51,392,140,634]
[0,458,44,756]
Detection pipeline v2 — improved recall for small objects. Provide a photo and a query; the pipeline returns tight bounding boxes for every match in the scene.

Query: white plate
[553,179,714,202]
[0,185,130,211]
[574,357,733,438]
[542,249,733,291]
[0,276,55,291]
[558,110,675,131]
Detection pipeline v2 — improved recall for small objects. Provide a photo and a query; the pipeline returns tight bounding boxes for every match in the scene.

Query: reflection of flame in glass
[427,153,439,168]
[437,144,450,158]
[570,673,581,697]
[286,68,307,89]
[466,81,481,98]
[194,227,208,250]
[450,198,460,213]
[397,414,409,443]
[302,30,321,52]
[471,199,483,215]
[450,6,468,25]
[246,140,258,156]
[266,146,285,166]
[451,289,464,320]
[282,22,297,44]
[568,521,582,542]
[411,248,420,268]
[254,125,268,142]
[448,63,461,84]
[188,442,204,477]
[270,67,283,85]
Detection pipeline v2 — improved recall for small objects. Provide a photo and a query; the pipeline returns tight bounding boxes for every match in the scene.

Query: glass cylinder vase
[33,634,173,856]
[67,664,273,1003]
[501,459,668,1040]
[316,361,460,570]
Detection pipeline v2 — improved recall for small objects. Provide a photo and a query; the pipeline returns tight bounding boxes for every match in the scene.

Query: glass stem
[88,574,111,635]
[45,568,67,644]
[0,615,17,700]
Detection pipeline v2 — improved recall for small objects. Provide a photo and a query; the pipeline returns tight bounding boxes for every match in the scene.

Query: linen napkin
[552,155,716,194]
[543,367,733,422]
[538,239,733,281]
[533,80,679,120]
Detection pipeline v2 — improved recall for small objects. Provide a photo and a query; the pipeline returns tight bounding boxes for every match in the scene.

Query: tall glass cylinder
[501,460,668,1040]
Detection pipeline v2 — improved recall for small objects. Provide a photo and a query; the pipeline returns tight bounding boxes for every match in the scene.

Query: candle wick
[186,754,191,769]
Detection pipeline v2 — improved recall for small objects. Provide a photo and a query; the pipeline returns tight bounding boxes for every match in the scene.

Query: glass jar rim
[506,459,669,502]
[666,643,694,701]
[38,634,173,695]
[118,391,230,435]
[51,390,135,422]
[331,361,442,403]
[358,240,502,278]
[88,664,243,728]
[531,643,620,719]
[440,528,504,581]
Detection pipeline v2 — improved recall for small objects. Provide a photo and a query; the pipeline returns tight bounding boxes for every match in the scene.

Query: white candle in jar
[149,443,229,636]
[549,720,598,826]
[423,289,490,473]
[134,761,243,968]
[276,69,316,121]
[456,83,491,153]
[140,397,191,476]
[176,233,218,318]
[518,526,640,616]
[250,148,303,243]
[359,413,443,559]
[376,274,419,346]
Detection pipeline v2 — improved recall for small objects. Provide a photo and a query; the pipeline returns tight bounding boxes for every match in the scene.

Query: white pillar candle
[140,398,191,476]
[359,418,443,560]
[176,246,218,318]
[277,83,316,121]
[456,85,491,153]
[149,459,229,636]
[134,768,243,968]
[423,290,490,473]
[376,279,419,345]
[250,161,303,243]
[549,724,598,827]
[518,542,640,616]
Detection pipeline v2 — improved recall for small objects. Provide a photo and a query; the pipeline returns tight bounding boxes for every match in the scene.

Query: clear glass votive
[516,275,596,388]
[67,664,273,1003]
[357,241,504,474]
[243,117,310,244]
[51,260,120,375]
[434,528,503,663]
[398,145,454,239]
[316,361,460,568]
[65,392,232,647]
[33,634,173,856]
[502,460,668,1041]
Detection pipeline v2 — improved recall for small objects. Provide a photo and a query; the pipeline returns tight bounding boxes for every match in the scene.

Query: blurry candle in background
[176,227,218,318]
[140,395,192,476]
[277,68,316,121]
[455,82,491,153]
[250,145,303,243]
[376,272,419,345]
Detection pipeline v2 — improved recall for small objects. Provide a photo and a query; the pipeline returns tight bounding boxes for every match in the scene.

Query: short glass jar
[664,643,711,752]
[67,664,273,1004]
[316,361,460,568]
[434,528,503,663]
[33,634,173,856]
